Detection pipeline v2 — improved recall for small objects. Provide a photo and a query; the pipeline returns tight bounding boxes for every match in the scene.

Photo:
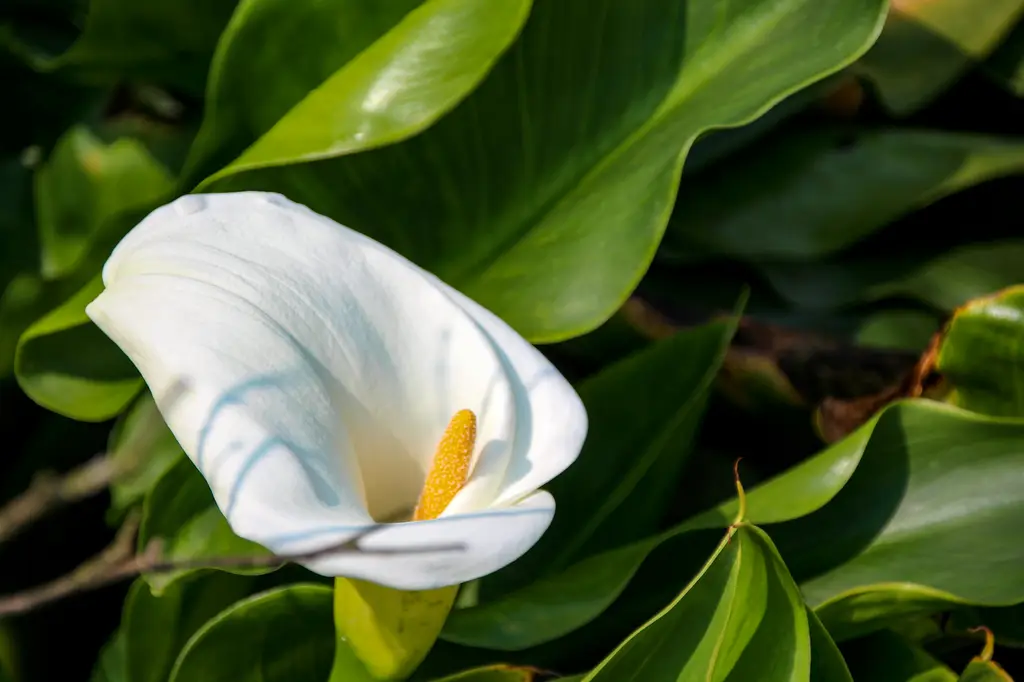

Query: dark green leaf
[841,630,957,682]
[429,665,540,681]
[855,0,1024,114]
[208,0,888,341]
[45,0,239,95]
[809,608,854,682]
[663,128,1024,262]
[139,456,272,593]
[90,631,128,682]
[122,573,253,682]
[168,585,336,682]
[985,17,1024,95]
[484,317,737,594]
[584,525,810,682]
[958,660,1013,681]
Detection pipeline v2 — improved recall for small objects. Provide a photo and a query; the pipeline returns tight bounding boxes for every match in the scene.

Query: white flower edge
[86,192,587,590]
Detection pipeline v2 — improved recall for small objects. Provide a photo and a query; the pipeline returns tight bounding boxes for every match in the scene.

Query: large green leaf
[183,0,531,185]
[582,524,810,682]
[481,317,736,595]
[138,456,271,593]
[167,585,336,682]
[207,0,888,342]
[841,630,957,682]
[121,573,252,682]
[936,286,1024,417]
[44,0,239,94]
[662,127,1024,262]
[855,0,1024,114]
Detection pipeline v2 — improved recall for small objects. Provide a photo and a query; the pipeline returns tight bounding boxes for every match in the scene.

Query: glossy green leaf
[841,630,957,682]
[122,573,252,682]
[208,0,888,342]
[483,317,737,595]
[90,631,128,682]
[856,0,1024,114]
[936,286,1024,417]
[107,391,184,517]
[45,0,239,94]
[430,665,540,681]
[663,128,1024,261]
[184,0,531,185]
[583,525,810,682]
[958,660,1013,682]
[34,126,173,279]
[809,608,855,682]
[14,275,143,420]
[168,585,336,682]
[139,456,272,593]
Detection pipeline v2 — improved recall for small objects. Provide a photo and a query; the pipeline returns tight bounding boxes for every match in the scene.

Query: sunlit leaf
[206,0,888,342]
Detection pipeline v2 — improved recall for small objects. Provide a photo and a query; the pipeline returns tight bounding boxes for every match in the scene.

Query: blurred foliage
[1,0,1024,681]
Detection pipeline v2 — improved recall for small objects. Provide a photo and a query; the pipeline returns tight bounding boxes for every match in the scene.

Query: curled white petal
[86,191,586,588]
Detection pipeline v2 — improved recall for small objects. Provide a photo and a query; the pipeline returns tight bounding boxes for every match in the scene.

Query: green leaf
[936,286,1024,417]
[762,240,1024,312]
[809,608,854,682]
[207,0,888,342]
[139,456,272,593]
[14,275,143,420]
[90,631,128,682]
[583,525,810,682]
[840,630,957,682]
[855,310,939,351]
[482,316,738,595]
[44,0,239,95]
[958,660,1013,682]
[107,391,184,517]
[429,665,541,681]
[985,17,1024,95]
[34,126,173,279]
[168,585,336,682]
[184,0,531,185]
[855,0,1024,114]
[662,127,1024,262]
[122,573,253,682]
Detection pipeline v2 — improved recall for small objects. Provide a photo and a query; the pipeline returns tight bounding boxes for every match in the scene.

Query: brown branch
[0,521,464,618]
[0,454,126,545]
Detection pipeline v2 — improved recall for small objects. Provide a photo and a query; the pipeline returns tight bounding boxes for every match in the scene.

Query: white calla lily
[86,191,587,591]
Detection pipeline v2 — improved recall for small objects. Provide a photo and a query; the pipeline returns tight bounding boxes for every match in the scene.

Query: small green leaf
[14,275,143,421]
[583,525,810,682]
[168,585,337,682]
[122,573,253,682]
[206,0,888,342]
[663,128,1024,262]
[841,630,957,682]
[958,660,1013,682]
[856,0,1024,114]
[107,391,185,517]
[139,456,272,593]
[34,126,173,279]
[90,631,128,682]
[936,286,1024,417]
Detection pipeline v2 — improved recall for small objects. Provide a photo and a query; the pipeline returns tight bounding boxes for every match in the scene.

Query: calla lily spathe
[86,192,587,590]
